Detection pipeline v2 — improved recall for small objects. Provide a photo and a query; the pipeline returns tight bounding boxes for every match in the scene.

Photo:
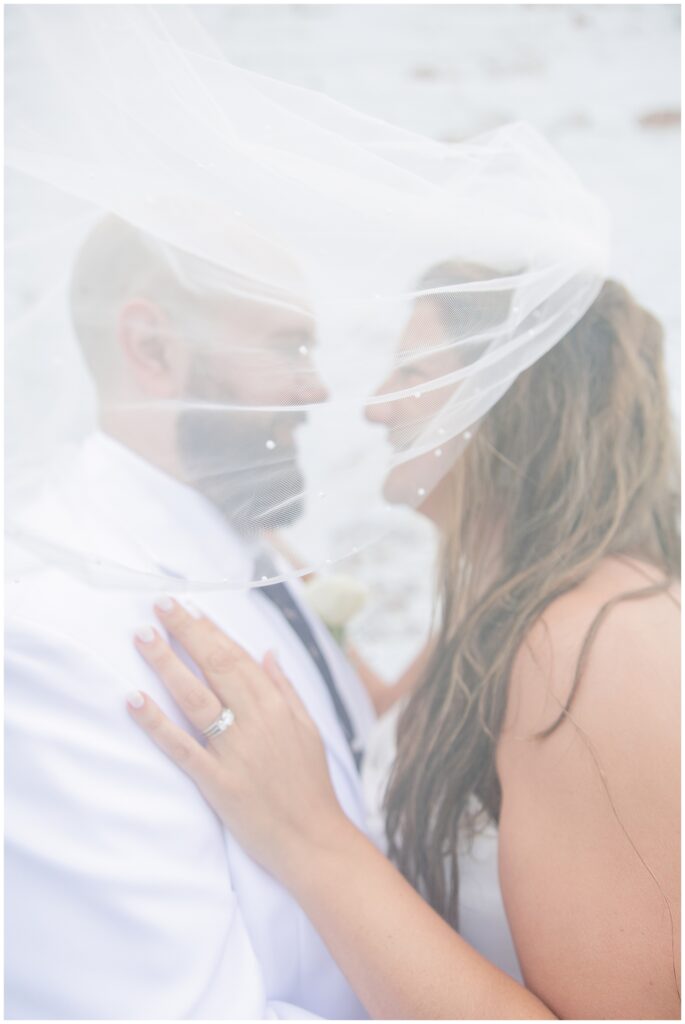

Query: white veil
[5,5,610,589]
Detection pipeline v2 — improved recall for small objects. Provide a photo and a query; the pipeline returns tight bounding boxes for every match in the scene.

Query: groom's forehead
[218,295,315,343]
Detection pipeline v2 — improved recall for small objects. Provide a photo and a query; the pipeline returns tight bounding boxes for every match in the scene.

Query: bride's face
[365,298,462,509]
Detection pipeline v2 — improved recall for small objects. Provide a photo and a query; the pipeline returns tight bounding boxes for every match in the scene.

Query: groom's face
[175,297,327,535]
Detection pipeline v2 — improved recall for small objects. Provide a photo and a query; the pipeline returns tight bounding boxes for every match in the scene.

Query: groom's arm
[5,616,318,1020]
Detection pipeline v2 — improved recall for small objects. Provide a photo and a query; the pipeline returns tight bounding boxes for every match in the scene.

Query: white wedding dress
[362,701,523,985]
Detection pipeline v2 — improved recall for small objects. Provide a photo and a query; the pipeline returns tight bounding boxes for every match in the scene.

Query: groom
[5,217,375,1019]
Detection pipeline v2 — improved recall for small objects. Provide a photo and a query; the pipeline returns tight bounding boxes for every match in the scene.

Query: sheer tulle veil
[5,5,609,589]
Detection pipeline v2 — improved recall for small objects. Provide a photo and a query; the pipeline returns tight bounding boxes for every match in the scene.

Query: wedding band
[202,707,235,739]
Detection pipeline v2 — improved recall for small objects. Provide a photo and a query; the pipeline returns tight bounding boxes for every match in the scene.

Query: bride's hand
[127,598,348,882]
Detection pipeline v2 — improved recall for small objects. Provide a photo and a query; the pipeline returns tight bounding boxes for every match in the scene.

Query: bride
[127,273,680,1019]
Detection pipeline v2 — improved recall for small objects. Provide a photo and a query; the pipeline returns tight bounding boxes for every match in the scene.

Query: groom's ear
[117,299,187,397]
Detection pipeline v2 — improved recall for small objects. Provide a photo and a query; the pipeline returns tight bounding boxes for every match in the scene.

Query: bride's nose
[365,393,395,427]
[364,370,399,426]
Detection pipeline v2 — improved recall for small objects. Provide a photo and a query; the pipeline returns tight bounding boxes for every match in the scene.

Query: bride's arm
[126,599,553,1021]
[345,639,435,715]
[274,808,552,1020]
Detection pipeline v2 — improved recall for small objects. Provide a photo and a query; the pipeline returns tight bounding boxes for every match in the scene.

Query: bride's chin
[381,470,451,533]
[381,471,430,519]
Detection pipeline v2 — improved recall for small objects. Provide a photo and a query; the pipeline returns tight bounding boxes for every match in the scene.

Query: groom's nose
[294,367,329,406]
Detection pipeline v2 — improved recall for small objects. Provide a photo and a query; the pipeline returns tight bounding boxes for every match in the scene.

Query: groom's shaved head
[70,215,190,390]
[69,215,309,397]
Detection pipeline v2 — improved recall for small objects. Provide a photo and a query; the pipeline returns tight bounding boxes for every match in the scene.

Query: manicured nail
[126,690,144,709]
[135,625,156,644]
[264,649,284,674]
[155,595,176,613]
[184,600,204,619]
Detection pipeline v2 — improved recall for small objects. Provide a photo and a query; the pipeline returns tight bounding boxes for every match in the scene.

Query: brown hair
[384,274,680,927]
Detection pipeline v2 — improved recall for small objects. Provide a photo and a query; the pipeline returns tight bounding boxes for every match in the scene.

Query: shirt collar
[77,432,257,588]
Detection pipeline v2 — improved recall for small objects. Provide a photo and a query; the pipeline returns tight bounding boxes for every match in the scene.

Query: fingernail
[184,600,204,619]
[126,690,144,709]
[135,625,156,644]
[265,648,283,670]
[155,595,176,613]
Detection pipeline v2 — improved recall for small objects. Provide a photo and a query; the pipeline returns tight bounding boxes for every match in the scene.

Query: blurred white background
[195,3,680,679]
[199,4,680,390]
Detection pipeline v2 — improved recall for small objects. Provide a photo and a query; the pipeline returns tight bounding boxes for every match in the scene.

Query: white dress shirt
[6,433,375,1020]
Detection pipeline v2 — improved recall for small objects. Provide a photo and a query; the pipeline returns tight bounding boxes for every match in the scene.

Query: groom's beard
[176,367,307,537]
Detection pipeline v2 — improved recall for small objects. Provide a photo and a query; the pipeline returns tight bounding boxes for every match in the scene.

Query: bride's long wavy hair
[384,271,680,927]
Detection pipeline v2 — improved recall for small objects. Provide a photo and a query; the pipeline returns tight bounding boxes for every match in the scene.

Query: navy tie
[254,554,363,771]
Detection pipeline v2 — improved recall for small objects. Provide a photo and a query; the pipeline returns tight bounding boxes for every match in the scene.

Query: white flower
[304,574,369,629]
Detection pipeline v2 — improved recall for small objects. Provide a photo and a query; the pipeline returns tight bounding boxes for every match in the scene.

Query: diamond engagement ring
[202,707,235,740]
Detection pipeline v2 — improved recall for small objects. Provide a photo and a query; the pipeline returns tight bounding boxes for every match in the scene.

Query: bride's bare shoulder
[499,556,680,746]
